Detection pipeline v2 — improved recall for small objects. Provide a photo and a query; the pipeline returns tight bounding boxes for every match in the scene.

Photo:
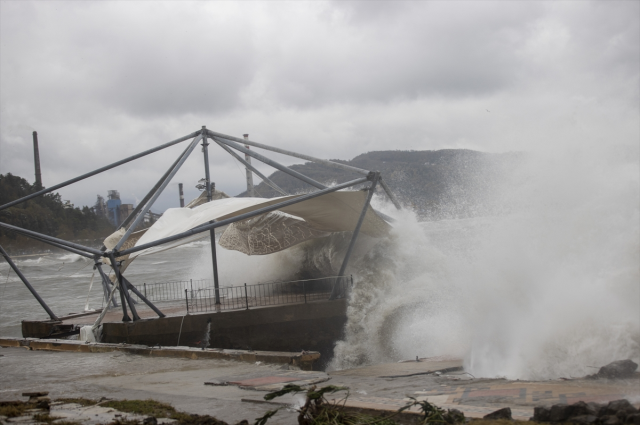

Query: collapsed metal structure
[0,127,401,323]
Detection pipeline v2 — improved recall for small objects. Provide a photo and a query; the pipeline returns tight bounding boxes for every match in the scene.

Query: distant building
[144,211,162,225]
[106,190,134,226]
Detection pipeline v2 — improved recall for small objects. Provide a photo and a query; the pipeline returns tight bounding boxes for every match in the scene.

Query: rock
[604,400,638,417]
[596,360,638,379]
[588,402,605,417]
[626,413,640,424]
[143,417,157,425]
[483,407,512,420]
[601,415,621,425]
[533,406,550,422]
[446,408,465,423]
[570,415,599,424]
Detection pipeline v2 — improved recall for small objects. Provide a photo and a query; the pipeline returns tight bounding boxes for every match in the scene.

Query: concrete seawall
[100,299,347,361]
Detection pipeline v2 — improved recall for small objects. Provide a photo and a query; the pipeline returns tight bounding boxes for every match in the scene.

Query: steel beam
[215,140,288,196]
[0,131,200,212]
[379,177,402,210]
[108,253,139,321]
[330,173,380,300]
[119,139,196,231]
[0,244,59,320]
[206,129,370,176]
[116,175,371,257]
[95,262,118,308]
[211,135,327,190]
[121,276,165,318]
[202,126,220,305]
[0,221,103,256]
[21,232,94,259]
[113,134,203,251]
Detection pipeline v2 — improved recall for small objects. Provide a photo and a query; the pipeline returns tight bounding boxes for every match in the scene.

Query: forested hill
[0,173,114,253]
[238,149,522,220]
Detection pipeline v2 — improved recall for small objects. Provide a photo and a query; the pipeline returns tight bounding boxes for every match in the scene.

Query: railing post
[144,282,147,298]
[303,281,307,304]
[244,283,249,310]
[184,288,189,314]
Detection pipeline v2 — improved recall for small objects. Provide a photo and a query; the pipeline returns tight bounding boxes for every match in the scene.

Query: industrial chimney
[243,134,255,197]
[32,131,42,189]
[179,183,185,207]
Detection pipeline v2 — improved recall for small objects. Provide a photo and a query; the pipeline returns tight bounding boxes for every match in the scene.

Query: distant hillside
[238,149,522,220]
[0,173,115,254]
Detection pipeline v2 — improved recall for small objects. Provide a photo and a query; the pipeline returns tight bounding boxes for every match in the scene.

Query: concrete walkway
[1,346,638,424]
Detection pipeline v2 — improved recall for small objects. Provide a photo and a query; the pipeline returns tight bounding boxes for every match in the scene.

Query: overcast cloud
[1,1,638,212]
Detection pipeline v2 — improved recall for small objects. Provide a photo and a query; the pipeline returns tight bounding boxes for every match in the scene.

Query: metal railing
[184,276,351,314]
[131,279,211,303]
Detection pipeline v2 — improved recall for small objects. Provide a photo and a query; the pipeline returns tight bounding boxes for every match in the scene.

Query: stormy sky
[1,1,638,212]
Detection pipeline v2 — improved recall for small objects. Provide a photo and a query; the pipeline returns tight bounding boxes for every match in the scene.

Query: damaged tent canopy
[111,190,390,260]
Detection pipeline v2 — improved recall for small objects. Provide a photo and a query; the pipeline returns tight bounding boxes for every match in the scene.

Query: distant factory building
[106,190,134,227]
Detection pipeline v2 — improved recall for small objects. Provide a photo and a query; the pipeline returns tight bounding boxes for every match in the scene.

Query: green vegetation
[0,401,28,418]
[32,412,63,424]
[101,399,178,419]
[0,173,114,253]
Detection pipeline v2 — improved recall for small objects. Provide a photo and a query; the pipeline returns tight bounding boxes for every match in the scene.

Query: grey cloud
[1,2,257,119]
[257,2,546,107]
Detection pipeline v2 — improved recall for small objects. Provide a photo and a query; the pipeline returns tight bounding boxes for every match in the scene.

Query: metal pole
[214,140,288,196]
[0,221,103,256]
[179,184,185,207]
[243,134,255,197]
[211,229,220,305]
[185,289,189,314]
[108,253,139,321]
[206,129,371,176]
[94,262,112,307]
[211,135,327,190]
[95,262,118,308]
[117,175,371,257]
[202,126,212,202]
[244,283,249,310]
[379,177,402,210]
[0,131,200,212]
[118,139,195,232]
[25,232,95,258]
[121,276,165,318]
[202,126,220,306]
[0,244,58,320]
[114,134,203,251]
[32,131,43,189]
[330,172,380,300]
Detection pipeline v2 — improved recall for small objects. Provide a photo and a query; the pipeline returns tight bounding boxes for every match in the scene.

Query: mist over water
[331,141,640,380]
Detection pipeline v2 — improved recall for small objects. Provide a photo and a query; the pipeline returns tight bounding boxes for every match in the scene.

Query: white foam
[332,140,640,380]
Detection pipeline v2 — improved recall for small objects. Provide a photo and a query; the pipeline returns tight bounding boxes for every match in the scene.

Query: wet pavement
[1,346,639,423]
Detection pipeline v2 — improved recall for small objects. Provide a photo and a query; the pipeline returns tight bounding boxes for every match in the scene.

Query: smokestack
[32,131,42,189]
[243,134,255,197]
[179,183,185,208]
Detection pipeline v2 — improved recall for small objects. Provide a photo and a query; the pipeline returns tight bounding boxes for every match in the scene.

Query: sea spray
[201,318,211,350]
[330,142,639,380]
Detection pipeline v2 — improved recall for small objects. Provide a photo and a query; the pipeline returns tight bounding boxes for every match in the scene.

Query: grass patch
[100,400,229,425]
[55,398,98,407]
[0,402,28,418]
[32,413,62,424]
[101,400,178,419]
